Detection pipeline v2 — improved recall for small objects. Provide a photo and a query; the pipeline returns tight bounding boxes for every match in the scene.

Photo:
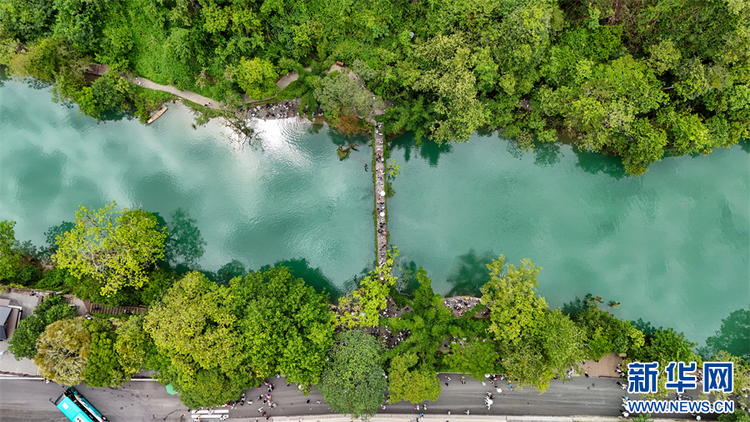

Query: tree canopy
[388,352,441,403]
[705,307,750,362]
[481,255,547,345]
[8,296,76,360]
[337,248,399,328]
[54,202,168,296]
[230,265,335,386]
[318,329,387,419]
[83,319,128,388]
[144,271,244,407]
[34,317,91,386]
[0,220,22,280]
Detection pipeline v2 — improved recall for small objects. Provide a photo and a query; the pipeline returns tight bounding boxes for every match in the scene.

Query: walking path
[374,125,387,266]
[129,68,311,112]
[129,76,220,109]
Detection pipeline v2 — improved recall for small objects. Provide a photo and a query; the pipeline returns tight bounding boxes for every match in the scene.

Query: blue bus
[51,387,108,422]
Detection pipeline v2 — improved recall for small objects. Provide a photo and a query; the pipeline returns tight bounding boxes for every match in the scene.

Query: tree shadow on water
[572,147,627,179]
[153,208,208,274]
[389,132,453,166]
[533,141,563,168]
[739,137,750,154]
[700,307,750,361]
[259,258,344,300]
[445,249,497,297]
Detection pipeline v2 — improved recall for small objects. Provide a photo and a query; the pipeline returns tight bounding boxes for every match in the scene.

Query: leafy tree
[144,271,242,407]
[0,0,56,42]
[54,202,168,296]
[385,268,455,373]
[74,72,134,119]
[138,269,176,306]
[387,352,441,403]
[8,296,76,359]
[318,329,387,419]
[178,367,245,410]
[234,57,278,100]
[34,317,91,386]
[563,297,645,359]
[705,307,750,362]
[481,255,547,345]
[35,267,77,292]
[0,220,22,280]
[114,315,154,374]
[314,70,383,123]
[409,33,488,144]
[629,327,699,399]
[718,409,750,422]
[83,319,127,387]
[337,248,399,328]
[11,264,42,286]
[7,316,46,360]
[707,350,750,408]
[443,339,499,380]
[52,0,105,53]
[230,265,334,386]
[499,309,584,392]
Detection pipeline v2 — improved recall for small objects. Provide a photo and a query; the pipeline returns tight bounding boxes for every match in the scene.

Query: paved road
[0,379,185,421]
[0,375,641,422]
[229,375,631,419]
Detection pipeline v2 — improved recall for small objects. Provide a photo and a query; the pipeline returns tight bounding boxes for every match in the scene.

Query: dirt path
[129,76,222,109]
[130,69,310,109]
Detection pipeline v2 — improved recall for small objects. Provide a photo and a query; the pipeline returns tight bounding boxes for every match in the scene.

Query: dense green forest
[2,209,750,414]
[1,0,748,174]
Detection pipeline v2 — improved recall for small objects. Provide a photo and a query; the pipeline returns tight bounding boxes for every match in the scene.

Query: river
[1,79,748,345]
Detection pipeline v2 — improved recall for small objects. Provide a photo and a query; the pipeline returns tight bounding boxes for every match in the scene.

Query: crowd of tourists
[374,123,388,266]
[443,296,487,317]
[246,99,304,120]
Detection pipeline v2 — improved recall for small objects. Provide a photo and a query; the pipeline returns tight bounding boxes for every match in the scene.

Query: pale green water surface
[388,133,750,344]
[0,80,374,292]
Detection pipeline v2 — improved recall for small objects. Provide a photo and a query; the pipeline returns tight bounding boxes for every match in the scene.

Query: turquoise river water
[1,79,748,345]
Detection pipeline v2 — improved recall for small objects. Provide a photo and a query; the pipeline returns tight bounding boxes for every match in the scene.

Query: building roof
[0,307,11,341]
[0,306,21,341]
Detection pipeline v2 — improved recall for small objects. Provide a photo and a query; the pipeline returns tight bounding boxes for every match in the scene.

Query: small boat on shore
[147,105,168,124]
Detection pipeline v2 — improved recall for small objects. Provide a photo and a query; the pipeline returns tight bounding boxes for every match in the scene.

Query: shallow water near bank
[1,80,748,345]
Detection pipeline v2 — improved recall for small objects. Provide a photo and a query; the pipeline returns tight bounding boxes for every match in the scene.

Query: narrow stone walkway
[374,125,387,266]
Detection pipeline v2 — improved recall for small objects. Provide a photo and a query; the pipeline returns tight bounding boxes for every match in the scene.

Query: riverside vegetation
[1,208,749,417]
[0,0,748,174]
